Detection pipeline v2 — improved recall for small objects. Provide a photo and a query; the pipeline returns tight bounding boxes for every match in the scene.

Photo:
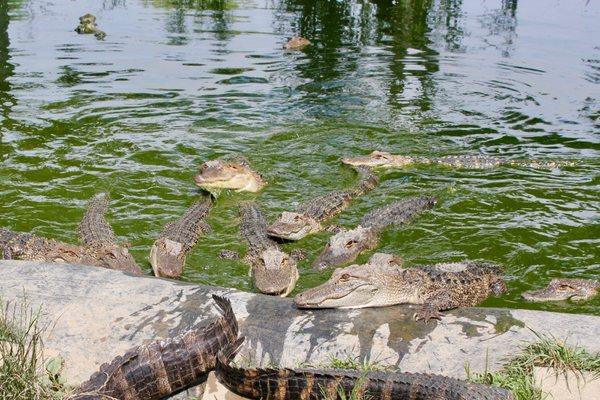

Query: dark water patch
[217,75,269,84]
[210,67,254,75]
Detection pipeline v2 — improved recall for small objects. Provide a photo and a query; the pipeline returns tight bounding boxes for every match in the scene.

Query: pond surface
[0,0,598,315]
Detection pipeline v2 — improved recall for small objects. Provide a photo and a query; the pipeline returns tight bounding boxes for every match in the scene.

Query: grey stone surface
[1,260,599,388]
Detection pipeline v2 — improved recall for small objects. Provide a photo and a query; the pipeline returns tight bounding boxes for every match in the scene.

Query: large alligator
[267,166,379,241]
[522,278,600,302]
[72,295,237,400]
[1,194,141,274]
[216,337,514,400]
[296,253,506,322]
[342,150,573,169]
[149,196,213,279]
[194,156,266,194]
[313,196,436,270]
[240,202,299,297]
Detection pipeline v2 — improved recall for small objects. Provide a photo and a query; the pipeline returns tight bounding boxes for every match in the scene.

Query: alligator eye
[340,273,351,281]
[280,258,287,267]
[558,285,572,291]
[294,216,302,221]
[345,240,357,248]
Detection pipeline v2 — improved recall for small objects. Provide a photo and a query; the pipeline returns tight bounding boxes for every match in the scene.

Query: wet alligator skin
[240,202,278,257]
[0,228,142,274]
[73,295,237,400]
[216,338,514,400]
[78,193,118,247]
[156,196,213,251]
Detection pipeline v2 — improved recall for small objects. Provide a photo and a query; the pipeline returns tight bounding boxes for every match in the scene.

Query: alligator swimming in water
[296,254,507,322]
[240,202,298,297]
[522,278,599,302]
[0,193,141,274]
[149,196,213,279]
[216,337,514,400]
[313,196,436,270]
[73,295,237,400]
[74,13,106,40]
[267,166,379,241]
[194,156,266,194]
[342,150,573,170]
[283,36,311,50]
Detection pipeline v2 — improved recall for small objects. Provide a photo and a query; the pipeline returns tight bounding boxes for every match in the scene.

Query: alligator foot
[413,305,442,323]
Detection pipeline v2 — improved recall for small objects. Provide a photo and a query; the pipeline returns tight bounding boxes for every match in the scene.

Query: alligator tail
[78,192,117,246]
[212,294,239,342]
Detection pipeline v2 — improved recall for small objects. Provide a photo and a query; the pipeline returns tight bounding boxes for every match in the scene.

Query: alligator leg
[414,290,461,323]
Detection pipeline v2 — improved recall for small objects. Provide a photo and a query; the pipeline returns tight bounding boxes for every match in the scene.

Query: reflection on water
[0,0,598,314]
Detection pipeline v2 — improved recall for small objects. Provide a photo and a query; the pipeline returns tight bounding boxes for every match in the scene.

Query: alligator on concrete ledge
[194,156,266,194]
[342,150,574,170]
[313,196,436,270]
[296,253,507,322]
[149,196,213,279]
[240,202,299,297]
[74,13,106,40]
[72,295,237,400]
[267,166,379,241]
[522,278,600,302]
[216,337,514,400]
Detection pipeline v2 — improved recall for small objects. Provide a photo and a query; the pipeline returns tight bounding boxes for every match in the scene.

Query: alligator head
[522,278,600,302]
[341,151,416,168]
[149,238,185,279]
[296,253,404,308]
[283,36,311,50]
[312,226,378,270]
[194,157,266,193]
[267,212,322,241]
[251,248,299,297]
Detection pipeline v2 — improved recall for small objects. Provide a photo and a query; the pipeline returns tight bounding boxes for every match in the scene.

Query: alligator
[342,150,573,170]
[313,196,436,270]
[240,202,299,297]
[283,36,311,50]
[72,295,237,400]
[297,254,506,322]
[74,13,106,40]
[215,337,514,400]
[267,166,379,241]
[522,278,600,302]
[149,196,213,279]
[194,156,266,194]
[1,194,141,274]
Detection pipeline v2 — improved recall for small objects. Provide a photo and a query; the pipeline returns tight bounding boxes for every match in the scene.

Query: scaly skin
[149,196,213,279]
[296,256,507,322]
[72,295,238,400]
[194,156,266,194]
[240,202,298,297]
[267,166,379,241]
[216,337,514,400]
[78,193,118,247]
[342,151,573,169]
[0,228,142,274]
[522,278,600,302]
[313,196,436,270]
[74,13,106,40]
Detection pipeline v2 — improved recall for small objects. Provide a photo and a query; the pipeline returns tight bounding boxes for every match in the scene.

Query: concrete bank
[1,260,599,388]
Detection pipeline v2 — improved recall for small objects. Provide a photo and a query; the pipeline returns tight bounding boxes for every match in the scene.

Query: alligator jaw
[267,212,322,241]
[312,226,378,270]
[149,238,185,279]
[522,279,600,302]
[194,157,265,193]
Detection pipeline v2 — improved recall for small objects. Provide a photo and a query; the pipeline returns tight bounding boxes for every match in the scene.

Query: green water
[0,0,598,315]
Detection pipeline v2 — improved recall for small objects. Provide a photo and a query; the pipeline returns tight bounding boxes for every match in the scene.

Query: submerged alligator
[216,337,514,400]
[283,36,311,50]
[522,278,600,302]
[73,295,237,400]
[74,13,106,40]
[342,150,573,170]
[240,202,299,296]
[1,193,141,274]
[268,166,379,241]
[296,253,507,322]
[195,156,266,194]
[313,196,436,270]
[149,196,213,279]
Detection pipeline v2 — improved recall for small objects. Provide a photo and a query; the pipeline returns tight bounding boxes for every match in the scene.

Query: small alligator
[267,166,378,241]
[240,202,299,297]
[149,196,213,279]
[342,150,573,170]
[194,156,266,194]
[297,253,506,322]
[74,13,106,40]
[313,196,436,270]
[216,337,514,400]
[283,36,311,50]
[522,278,600,302]
[1,194,141,274]
[72,295,237,400]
